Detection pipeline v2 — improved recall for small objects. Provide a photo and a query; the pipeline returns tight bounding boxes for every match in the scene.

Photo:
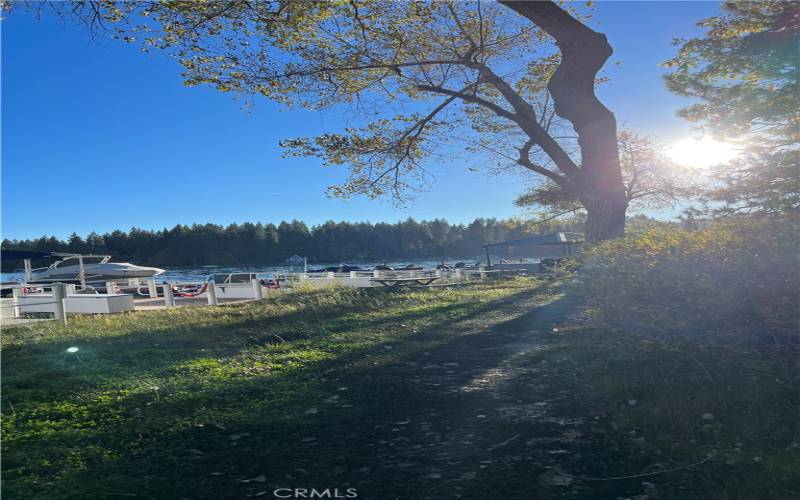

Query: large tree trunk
[582,194,628,241]
[500,1,629,241]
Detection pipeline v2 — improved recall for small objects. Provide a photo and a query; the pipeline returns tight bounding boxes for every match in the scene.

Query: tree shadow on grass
[1,283,550,404]
[6,284,584,499]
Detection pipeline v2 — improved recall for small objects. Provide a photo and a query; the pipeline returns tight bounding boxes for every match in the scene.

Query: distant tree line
[2,217,597,269]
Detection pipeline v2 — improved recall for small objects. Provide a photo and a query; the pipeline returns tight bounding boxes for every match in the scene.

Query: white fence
[2,282,148,324]
[2,268,516,325]
[103,278,269,307]
[275,267,499,285]
[1,283,70,324]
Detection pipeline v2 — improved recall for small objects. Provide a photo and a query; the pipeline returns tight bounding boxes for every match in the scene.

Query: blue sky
[1,2,721,240]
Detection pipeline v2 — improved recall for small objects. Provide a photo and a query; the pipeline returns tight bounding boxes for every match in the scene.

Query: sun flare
[667,136,740,169]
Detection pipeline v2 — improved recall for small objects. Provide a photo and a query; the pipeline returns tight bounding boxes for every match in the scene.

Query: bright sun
[667,136,740,169]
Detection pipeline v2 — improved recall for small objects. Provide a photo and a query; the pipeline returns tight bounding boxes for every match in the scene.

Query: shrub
[579,214,799,339]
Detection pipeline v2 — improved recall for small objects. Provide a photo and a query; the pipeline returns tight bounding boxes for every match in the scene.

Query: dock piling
[163,283,175,308]
[207,282,218,306]
[52,283,67,325]
[251,279,264,300]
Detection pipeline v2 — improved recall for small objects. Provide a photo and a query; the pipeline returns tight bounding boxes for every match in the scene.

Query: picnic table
[370,276,440,288]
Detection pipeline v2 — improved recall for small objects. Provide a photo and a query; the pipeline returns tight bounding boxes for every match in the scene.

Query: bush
[579,214,799,339]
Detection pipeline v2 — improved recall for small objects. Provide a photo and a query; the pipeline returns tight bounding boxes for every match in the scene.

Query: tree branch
[367,94,460,193]
[476,64,580,178]
[416,84,517,122]
[499,1,616,138]
[256,59,464,84]
[517,139,568,186]
[500,0,625,194]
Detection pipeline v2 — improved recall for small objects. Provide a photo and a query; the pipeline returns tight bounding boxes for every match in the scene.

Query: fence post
[163,283,175,308]
[148,279,158,298]
[373,269,382,279]
[327,271,335,279]
[206,282,218,306]
[11,287,21,318]
[435,269,443,279]
[105,281,115,295]
[455,268,464,281]
[251,279,264,300]
[52,283,67,325]
[350,270,358,279]
[479,266,487,279]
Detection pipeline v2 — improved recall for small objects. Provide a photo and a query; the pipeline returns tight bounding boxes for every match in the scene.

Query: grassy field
[2,277,798,499]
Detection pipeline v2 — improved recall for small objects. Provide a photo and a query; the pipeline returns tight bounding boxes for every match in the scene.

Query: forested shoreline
[2,217,594,268]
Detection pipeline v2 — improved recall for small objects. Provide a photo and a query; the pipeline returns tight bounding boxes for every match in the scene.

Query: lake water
[0,258,485,284]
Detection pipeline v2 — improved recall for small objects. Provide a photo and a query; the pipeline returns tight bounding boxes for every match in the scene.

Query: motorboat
[29,254,165,284]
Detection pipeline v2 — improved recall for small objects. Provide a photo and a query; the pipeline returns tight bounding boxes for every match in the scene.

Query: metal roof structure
[482,232,584,267]
[482,232,585,249]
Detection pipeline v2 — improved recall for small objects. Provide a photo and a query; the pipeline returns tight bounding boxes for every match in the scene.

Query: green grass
[2,278,798,499]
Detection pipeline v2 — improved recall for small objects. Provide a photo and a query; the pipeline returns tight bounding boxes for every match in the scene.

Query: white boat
[30,254,165,283]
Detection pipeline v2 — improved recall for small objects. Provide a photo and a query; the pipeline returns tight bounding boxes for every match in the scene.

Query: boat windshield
[51,255,110,269]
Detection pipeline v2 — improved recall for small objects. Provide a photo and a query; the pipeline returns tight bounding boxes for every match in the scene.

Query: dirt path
[321,288,612,499]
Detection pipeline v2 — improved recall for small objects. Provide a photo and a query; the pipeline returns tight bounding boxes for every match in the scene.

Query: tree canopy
[664,1,799,214]
[19,0,631,240]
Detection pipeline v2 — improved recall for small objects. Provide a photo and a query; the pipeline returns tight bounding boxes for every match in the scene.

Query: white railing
[2,268,517,326]
[271,266,507,287]
[1,283,69,324]
[102,278,269,307]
